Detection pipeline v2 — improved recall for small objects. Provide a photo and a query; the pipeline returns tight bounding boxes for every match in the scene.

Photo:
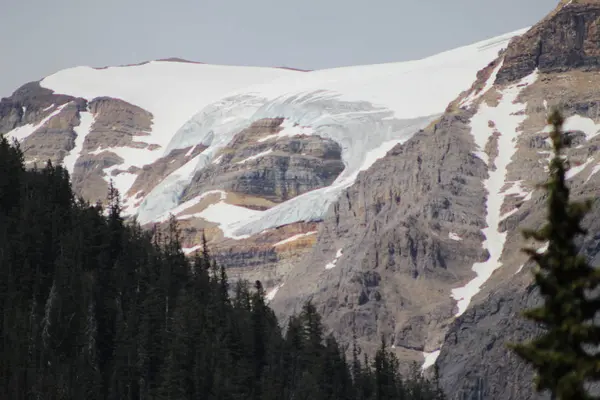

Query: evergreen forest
[0,134,445,399]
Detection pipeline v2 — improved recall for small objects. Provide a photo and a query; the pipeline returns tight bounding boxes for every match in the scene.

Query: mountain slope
[270,1,600,399]
[0,24,556,399]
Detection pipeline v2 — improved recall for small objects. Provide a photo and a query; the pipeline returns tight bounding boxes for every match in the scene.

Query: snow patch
[515,264,525,275]
[236,148,274,164]
[184,145,197,157]
[155,190,227,223]
[449,232,462,241]
[193,202,262,239]
[515,242,549,275]
[422,350,441,371]
[502,180,531,199]
[499,181,533,220]
[472,150,489,165]
[325,248,343,270]
[566,157,594,180]
[183,245,202,255]
[451,71,538,317]
[258,119,315,142]
[63,111,96,175]
[266,284,284,302]
[586,163,600,183]
[460,59,504,109]
[7,103,70,142]
[273,231,317,247]
[562,114,600,141]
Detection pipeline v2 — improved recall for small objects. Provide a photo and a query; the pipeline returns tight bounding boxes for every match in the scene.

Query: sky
[1,0,558,98]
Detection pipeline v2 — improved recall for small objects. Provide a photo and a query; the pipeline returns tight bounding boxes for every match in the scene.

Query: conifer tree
[509,109,600,399]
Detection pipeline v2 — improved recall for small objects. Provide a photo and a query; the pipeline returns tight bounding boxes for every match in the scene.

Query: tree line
[0,134,444,399]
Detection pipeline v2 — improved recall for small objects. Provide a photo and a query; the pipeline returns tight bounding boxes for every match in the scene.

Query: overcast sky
[1,0,557,98]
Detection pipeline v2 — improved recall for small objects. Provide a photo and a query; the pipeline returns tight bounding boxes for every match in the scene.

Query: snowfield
[451,70,539,317]
[36,28,528,237]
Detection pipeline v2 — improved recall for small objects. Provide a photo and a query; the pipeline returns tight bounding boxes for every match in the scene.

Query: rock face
[270,109,490,363]
[5,5,600,397]
[497,0,600,84]
[184,118,345,205]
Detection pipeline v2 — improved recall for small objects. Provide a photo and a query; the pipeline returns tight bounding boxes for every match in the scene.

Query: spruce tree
[509,109,600,399]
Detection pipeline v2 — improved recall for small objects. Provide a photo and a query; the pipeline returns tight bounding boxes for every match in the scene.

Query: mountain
[0,27,530,396]
[4,1,600,397]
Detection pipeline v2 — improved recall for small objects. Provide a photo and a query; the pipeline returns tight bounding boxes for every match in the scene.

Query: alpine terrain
[2,0,600,398]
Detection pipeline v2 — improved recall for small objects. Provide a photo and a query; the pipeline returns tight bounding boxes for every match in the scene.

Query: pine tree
[509,109,600,399]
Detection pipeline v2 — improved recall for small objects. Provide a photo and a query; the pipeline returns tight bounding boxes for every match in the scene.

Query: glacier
[136,28,527,234]
[36,27,529,236]
[136,90,436,229]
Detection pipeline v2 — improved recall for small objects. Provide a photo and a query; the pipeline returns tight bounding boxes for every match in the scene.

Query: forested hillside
[0,134,444,399]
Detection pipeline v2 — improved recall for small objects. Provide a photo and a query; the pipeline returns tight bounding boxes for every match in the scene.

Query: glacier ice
[129,28,527,233]
[136,89,436,232]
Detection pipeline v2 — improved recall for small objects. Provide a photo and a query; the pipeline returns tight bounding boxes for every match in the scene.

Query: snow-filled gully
[451,71,538,318]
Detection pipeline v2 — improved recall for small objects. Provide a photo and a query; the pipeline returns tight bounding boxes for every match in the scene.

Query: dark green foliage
[509,110,600,399]
[0,134,444,399]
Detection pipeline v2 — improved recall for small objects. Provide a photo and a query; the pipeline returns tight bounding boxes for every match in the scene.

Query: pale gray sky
[1,0,558,98]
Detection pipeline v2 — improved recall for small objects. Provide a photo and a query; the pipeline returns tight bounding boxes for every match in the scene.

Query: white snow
[193,202,262,239]
[499,180,533,220]
[449,232,462,241]
[502,180,531,199]
[266,283,284,302]
[40,61,298,164]
[155,190,227,223]
[451,70,538,318]
[89,144,164,201]
[562,114,600,141]
[515,264,525,275]
[184,145,197,157]
[183,245,202,255]
[36,29,528,236]
[232,28,528,120]
[258,119,315,143]
[236,148,274,164]
[586,163,600,183]
[134,28,526,228]
[514,242,549,275]
[63,111,96,175]
[106,170,138,198]
[136,152,212,222]
[325,248,344,270]
[7,102,70,142]
[422,350,441,371]
[537,242,549,254]
[273,231,317,247]
[460,59,504,109]
[566,157,594,180]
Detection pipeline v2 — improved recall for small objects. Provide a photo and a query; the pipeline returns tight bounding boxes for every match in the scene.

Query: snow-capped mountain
[4,1,600,397]
[0,24,528,392]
